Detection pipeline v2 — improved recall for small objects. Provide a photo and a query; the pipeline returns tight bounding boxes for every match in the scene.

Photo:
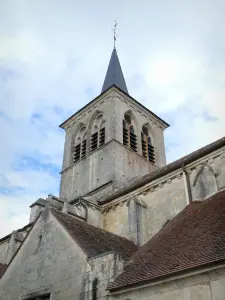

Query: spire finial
[112,21,118,49]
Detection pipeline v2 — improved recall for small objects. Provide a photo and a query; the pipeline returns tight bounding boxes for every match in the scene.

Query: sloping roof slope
[108,189,225,290]
[0,263,7,278]
[100,136,225,204]
[51,209,137,260]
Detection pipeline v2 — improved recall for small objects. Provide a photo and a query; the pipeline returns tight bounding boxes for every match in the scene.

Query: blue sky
[0,0,225,236]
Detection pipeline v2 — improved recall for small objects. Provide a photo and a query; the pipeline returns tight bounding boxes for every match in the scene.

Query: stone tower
[59,47,169,202]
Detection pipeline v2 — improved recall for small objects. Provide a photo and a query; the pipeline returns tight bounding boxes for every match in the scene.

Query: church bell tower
[59,46,169,203]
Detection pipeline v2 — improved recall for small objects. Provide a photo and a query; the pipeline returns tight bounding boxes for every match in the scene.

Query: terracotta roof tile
[108,189,225,290]
[51,209,137,260]
[0,263,7,278]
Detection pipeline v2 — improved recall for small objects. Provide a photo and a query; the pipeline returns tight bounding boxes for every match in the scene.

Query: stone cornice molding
[61,89,113,130]
[113,89,168,130]
[60,87,169,131]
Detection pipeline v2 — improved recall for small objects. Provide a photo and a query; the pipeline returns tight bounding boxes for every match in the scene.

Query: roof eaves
[108,257,225,292]
[99,136,225,204]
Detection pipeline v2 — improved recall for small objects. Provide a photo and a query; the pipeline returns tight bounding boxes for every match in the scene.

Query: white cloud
[0,32,47,66]
[0,195,30,237]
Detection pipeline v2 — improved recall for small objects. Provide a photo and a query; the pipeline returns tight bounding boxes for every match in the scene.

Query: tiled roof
[108,189,225,290]
[51,209,137,260]
[0,263,7,278]
[100,136,225,204]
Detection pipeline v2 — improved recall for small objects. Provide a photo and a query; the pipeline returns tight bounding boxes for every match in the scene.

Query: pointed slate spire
[101,48,128,94]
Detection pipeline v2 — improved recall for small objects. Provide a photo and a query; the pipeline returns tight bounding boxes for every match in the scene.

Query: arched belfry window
[123,113,137,152]
[73,126,87,163]
[90,113,106,153]
[141,125,155,163]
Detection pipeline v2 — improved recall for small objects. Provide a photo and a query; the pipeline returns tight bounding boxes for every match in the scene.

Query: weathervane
[112,21,118,48]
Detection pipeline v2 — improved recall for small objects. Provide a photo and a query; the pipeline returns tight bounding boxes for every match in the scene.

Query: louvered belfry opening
[81,139,87,159]
[141,132,147,158]
[130,126,137,152]
[72,114,106,162]
[148,136,155,163]
[73,126,87,163]
[90,131,98,152]
[90,114,106,153]
[123,120,129,146]
[142,125,155,164]
[123,113,137,152]
[99,127,105,147]
[74,143,81,163]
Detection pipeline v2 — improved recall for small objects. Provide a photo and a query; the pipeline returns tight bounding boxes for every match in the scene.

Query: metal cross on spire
[112,21,118,48]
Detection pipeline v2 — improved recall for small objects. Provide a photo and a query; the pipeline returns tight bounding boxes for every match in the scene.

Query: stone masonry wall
[60,87,168,202]
[82,253,124,300]
[0,210,87,300]
[103,174,186,244]
[112,90,167,168]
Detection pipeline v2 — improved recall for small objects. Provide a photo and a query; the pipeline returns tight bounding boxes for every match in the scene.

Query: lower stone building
[0,46,225,300]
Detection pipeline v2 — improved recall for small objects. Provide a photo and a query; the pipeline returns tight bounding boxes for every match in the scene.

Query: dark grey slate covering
[101,48,128,94]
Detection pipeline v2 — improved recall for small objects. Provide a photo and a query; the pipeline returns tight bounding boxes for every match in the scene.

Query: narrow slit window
[92,278,98,300]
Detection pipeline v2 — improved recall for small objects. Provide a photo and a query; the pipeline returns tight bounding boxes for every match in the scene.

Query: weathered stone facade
[0,210,87,300]
[60,88,168,202]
